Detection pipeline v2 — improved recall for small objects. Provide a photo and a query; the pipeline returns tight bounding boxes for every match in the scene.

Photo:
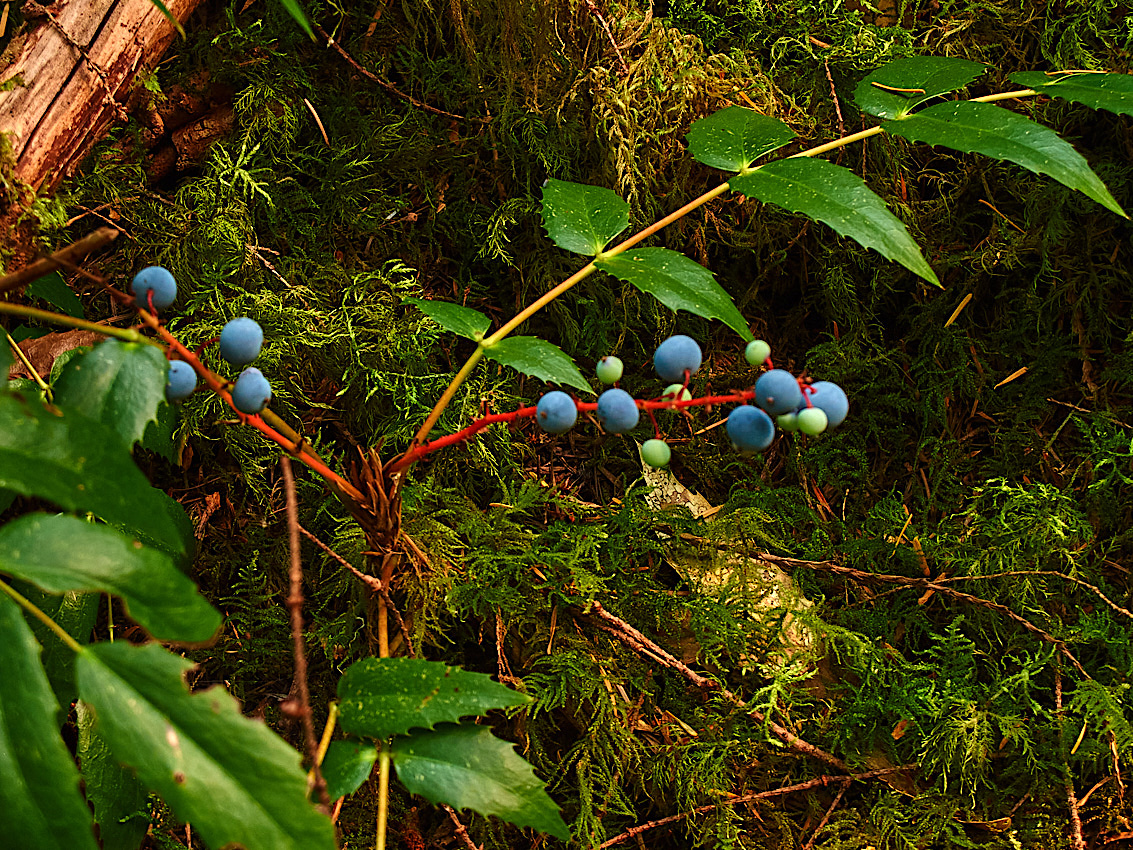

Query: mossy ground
[6,0,1133,847]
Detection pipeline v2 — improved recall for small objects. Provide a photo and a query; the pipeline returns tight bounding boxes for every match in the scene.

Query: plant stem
[0,580,85,655]
[0,302,148,344]
[5,331,51,396]
[376,746,391,850]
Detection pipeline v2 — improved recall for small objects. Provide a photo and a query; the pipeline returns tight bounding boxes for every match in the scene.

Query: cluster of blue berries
[132,266,273,415]
[533,334,848,467]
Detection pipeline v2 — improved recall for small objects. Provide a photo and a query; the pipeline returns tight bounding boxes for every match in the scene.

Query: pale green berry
[662,383,692,402]
[641,438,672,467]
[596,356,624,384]
[777,412,799,431]
[796,407,828,435]
[745,339,771,366]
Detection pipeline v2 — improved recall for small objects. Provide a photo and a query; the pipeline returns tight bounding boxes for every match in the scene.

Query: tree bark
[0,0,205,195]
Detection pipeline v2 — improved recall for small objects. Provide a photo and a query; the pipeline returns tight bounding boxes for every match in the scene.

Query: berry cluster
[532,334,849,467]
[132,266,273,414]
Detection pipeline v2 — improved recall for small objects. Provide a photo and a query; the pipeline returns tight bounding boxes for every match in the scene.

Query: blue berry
[641,439,671,467]
[726,405,775,453]
[754,369,802,415]
[165,360,196,401]
[805,381,849,428]
[131,266,177,310]
[796,407,828,435]
[653,335,702,383]
[596,356,624,385]
[231,367,272,414]
[597,388,639,434]
[536,391,577,434]
[745,339,771,366]
[219,317,264,367]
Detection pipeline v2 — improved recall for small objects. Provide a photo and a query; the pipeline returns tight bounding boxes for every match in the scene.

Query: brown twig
[934,570,1133,621]
[315,25,489,124]
[802,779,851,850]
[280,457,331,809]
[598,765,915,848]
[1056,666,1087,850]
[580,600,847,772]
[0,227,119,294]
[441,804,482,850]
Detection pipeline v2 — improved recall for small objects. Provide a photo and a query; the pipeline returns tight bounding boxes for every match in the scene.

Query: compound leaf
[730,158,940,285]
[595,248,753,340]
[76,701,149,850]
[0,394,188,556]
[321,740,377,800]
[687,106,795,171]
[0,593,98,850]
[1009,71,1133,117]
[338,657,531,740]
[0,514,219,643]
[483,336,591,393]
[404,298,491,341]
[884,100,1126,217]
[392,724,569,841]
[53,340,167,448]
[76,642,336,850]
[854,56,987,119]
[541,179,630,255]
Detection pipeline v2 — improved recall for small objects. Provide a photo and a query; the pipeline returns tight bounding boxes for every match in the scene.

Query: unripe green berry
[745,339,771,366]
[796,407,828,435]
[596,356,624,384]
[641,439,671,467]
[662,383,692,402]
[776,412,799,431]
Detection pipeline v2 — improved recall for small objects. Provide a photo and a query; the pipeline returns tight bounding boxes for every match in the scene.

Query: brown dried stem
[1056,666,1088,850]
[0,227,119,294]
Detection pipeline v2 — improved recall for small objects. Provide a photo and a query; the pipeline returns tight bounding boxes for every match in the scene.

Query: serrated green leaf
[53,340,167,447]
[0,514,219,643]
[338,657,531,740]
[27,272,84,319]
[482,336,591,393]
[0,593,99,850]
[392,724,569,841]
[541,179,630,255]
[322,739,377,800]
[687,106,795,171]
[0,394,188,555]
[141,401,178,463]
[404,298,491,340]
[730,158,940,285]
[278,0,315,39]
[1009,71,1133,117]
[855,56,987,119]
[11,582,97,711]
[595,248,754,339]
[76,642,336,850]
[76,701,149,850]
[884,101,1126,217]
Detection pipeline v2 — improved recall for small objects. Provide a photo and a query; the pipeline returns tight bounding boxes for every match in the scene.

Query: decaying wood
[0,0,206,195]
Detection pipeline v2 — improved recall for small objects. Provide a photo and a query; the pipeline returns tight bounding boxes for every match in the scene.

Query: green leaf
[11,582,97,711]
[145,0,185,38]
[338,657,531,740]
[686,106,796,171]
[27,272,84,319]
[0,394,188,556]
[854,56,987,119]
[482,336,591,393]
[392,724,569,841]
[76,642,336,850]
[0,514,219,643]
[729,158,940,285]
[0,593,99,850]
[140,401,178,463]
[321,739,377,800]
[76,701,149,850]
[404,298,491,341]
[597,248,753,339]
[53,340,167,447]
[1,338,11,379]
[278,0,315,39]
[1009,71,1133,117]
[540,179,630,255]
[883,101,1126,217]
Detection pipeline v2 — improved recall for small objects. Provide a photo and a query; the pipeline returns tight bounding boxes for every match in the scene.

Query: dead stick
[582,601,846,772]
[1056,666,1087,850]
[598,765,915,849]
[280,457,331,809]
[801,779,850,850]
[0,227,119,294]
[441,804,482,850]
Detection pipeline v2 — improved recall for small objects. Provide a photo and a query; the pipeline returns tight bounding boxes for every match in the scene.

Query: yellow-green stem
[376,747,391,850]
[0,302,149,344]
[6,331,50,395]
[409,346,486,449]
[0,580,85,654]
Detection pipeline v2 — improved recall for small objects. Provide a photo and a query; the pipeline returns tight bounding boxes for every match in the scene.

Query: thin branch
[802,779,850,850]
[0,227,119,294]
[1056,666,1087,850]
[934,570,1133,621]
[441,804,482,850]
[280,457,331,810]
